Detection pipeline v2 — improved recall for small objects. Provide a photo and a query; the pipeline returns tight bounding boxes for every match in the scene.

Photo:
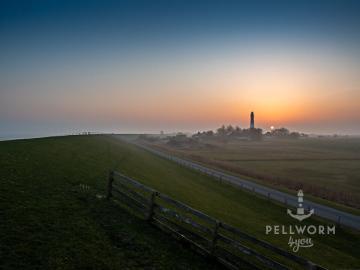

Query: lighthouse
[250,112,255,129]
[287,189,315,221]
[297,190,305,215]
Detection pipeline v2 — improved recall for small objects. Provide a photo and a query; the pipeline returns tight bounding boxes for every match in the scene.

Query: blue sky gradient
[1,0,360,136]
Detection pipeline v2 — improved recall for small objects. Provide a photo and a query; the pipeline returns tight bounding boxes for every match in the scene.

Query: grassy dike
[0,135,222,270]
[1,135,359,269]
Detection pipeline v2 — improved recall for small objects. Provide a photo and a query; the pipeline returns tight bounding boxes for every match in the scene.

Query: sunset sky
[1,0,360,136]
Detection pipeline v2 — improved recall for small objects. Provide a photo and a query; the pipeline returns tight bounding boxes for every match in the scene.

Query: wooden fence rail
[106,171,327,270]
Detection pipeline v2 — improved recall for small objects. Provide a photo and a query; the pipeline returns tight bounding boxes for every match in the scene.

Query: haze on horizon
[1,0,360,137]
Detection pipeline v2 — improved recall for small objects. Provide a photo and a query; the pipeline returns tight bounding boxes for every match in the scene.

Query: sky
[1,0,360,136]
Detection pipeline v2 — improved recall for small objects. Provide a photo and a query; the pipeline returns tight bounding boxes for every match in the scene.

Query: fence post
[210,221,220,256]
[146,191,157,221]
[106,171,114,200]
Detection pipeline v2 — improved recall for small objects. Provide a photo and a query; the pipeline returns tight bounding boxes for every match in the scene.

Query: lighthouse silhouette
[287,189,314,221]
[250,112,255,129]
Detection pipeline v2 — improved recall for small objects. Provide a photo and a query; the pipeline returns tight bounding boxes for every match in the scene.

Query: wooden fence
[106,171,327,270]
[133,143,360,230]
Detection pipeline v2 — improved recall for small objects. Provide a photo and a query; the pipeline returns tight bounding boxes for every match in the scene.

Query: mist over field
[1,1,360,270]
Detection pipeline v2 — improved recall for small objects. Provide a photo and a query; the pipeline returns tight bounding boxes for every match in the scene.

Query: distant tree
[205,130,214,136]
[272,127,290,137]
[264,131,271,136]
[241,128,263,140]
[217,125,226,136]
[226,125,234,133]
[193,130,214,139]
[300,133,309,137]
[231,126,242,136]
[167,133,188,146]
[289,132,300,139]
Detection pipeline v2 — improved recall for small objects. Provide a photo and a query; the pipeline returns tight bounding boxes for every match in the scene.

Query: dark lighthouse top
[250,112,255,129]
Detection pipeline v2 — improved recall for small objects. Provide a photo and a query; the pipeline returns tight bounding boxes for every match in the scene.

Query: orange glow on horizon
[8,45,359,134]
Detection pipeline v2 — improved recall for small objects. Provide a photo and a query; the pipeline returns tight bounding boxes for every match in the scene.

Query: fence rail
[132,143,360,230]
[107,170,327,270]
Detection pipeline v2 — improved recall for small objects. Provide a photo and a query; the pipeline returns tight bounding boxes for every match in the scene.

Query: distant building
[250,111,255,129]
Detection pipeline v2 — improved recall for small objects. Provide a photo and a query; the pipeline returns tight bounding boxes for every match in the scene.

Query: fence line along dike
[131,142,360,231]
[106,170,327,270]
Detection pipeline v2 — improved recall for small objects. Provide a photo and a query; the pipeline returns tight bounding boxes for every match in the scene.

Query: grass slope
[0,136,222,270]
[148,138,360,210]
[0,135,359,269]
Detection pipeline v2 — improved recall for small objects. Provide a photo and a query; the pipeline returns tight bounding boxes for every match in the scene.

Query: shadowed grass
[0,135,359,269]
[0,135,223,270]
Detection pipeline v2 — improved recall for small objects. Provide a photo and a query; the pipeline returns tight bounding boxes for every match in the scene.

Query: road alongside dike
[121,138,360,231]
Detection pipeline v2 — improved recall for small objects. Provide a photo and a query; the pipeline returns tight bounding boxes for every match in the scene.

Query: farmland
[145,137,360,211]
[0,135,359,269]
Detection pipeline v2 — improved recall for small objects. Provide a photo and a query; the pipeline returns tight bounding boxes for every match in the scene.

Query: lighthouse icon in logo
[287,190,314,221]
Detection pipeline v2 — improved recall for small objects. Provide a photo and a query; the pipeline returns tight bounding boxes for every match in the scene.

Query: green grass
[0,136,223,270]
[1,135,359,269]
[148,137,360,210]
[146,147,360,216]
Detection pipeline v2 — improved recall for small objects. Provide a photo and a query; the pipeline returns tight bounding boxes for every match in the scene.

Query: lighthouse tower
[297,190,305,215]
[250,112,255,129]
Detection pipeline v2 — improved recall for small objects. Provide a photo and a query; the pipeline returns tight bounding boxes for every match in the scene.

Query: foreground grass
[1,135,359,269]
[0,136,222,270]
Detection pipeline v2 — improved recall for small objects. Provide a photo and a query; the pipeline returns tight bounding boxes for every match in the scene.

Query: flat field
[148,137,360,210]
[0,135,359,269]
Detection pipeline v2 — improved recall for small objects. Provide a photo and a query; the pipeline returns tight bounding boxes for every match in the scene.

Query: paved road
[126,140,360,230]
